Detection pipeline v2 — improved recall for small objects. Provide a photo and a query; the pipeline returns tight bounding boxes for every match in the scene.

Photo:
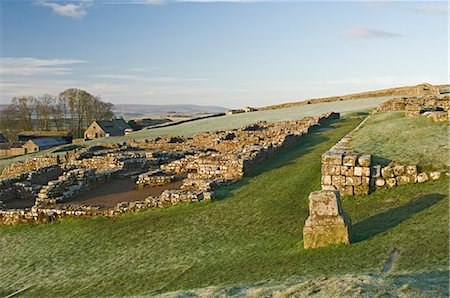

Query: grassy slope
[0,116,448,297]
[0,96,390,173]
[352,111,450,170]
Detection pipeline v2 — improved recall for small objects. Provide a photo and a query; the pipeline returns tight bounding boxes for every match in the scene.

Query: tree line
[0,88,114,140]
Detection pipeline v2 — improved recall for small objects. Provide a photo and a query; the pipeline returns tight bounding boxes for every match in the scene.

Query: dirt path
[61,175,185,209]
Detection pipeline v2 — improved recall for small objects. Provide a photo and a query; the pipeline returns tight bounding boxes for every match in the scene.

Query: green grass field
[352,111,450,170]
[1,116,448,297]
[0,96,392,173]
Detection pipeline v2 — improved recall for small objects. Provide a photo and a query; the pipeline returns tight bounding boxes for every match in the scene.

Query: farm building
[0,142,25,157]
[84,119,132,140]
[21,137,69,154]
[18,131,73,143]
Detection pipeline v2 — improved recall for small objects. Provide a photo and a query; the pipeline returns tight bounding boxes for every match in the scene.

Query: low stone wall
[136,170,174,188]
[322,100,447,196]
[375,95,449,122]
[0,189,214,226]
[373,165,441,189]
[321,152,371,196]
[36,169,99,205]
[1,156,60,179]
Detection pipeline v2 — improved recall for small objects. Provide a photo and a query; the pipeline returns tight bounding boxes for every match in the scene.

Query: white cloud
[415,4,448,15]
[344,27,402,39]
[0,57,85,76]
[34,1,92,19]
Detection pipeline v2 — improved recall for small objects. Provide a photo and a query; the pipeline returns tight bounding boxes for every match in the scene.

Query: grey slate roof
[96,119,132,136]
[30,137,69,148]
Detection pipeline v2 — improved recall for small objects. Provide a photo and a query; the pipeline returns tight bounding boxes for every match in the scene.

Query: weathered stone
[429,171,441,180]
[322,152,343,165]
[361,167,371,177]
[416,172,428,183]
[396,175,410,186]
[322,165,341,176]
[303,190,352,249]
[341,166,354,176]
[343,155,357,167]
[375,178,385,187]
[354,167,362,177]
[386,178,397,188]
[405,166,417,175]
[332,176,345,187]
[381,167,394,178]
[358,155,371,167]
[345,176,361,186]
[393,165,405,176]
[322,175,332,186]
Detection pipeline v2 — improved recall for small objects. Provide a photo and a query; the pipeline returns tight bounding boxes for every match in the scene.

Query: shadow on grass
[352,193,444,243]
[214,118,345,201]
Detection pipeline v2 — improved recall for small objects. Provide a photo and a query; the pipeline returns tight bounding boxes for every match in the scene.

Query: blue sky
[0,0,447,108]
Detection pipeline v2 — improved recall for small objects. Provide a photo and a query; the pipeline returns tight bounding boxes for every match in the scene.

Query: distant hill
[113,104,228,119]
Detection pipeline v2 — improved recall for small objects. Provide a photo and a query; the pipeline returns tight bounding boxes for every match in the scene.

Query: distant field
[0,116,448,297]
[352,111,450,170]
[0,96,392,173]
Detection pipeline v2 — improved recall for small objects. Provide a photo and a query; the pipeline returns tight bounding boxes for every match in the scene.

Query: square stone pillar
[303,190,352,249]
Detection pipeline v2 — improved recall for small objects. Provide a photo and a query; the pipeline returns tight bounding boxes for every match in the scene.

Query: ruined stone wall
[0,188,214,226]
[375,95,450,122]
[36,169,99,205]
[1,156,60,179]
[136,170,174,188]
[0,112,339,225]
[322,104,446,196]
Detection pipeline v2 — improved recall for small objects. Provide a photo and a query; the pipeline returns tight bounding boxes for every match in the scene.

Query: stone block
[386,178,397,188]
[417,172,428,183]
[396,175,410,186]
[361,167,371,177]
[393,165,405,176]
[332,176,345,187]
[342,155,357,167]
[430,171,441,180]
[322,175,332,185]
[322,165,341,176]
[341,166,354,176]
[405,166,417,175]
[354,167,362,177]
[345,176,361,186]
[358,155,371,167]
[322,152,343,165]
[375,178,385,187]
[381,167,394,178]
[303,190,352,249]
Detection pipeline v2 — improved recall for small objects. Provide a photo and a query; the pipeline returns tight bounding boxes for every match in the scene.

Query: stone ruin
[375,95,449,122]
[321,97,446,196]
[0,112,340,226]
[303,190,352,249]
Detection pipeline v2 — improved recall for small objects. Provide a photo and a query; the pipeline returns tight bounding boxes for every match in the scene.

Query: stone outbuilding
[84,119,132,140]
[22,137,69,154]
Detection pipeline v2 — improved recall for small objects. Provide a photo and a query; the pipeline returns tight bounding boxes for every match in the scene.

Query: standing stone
[303,190,352,249]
